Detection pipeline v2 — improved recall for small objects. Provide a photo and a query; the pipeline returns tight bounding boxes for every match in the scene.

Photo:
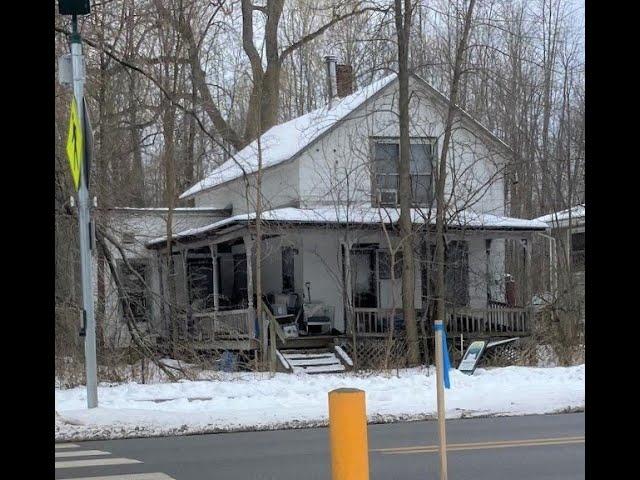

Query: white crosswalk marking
[55,443,80,449]
[64,474,175,480]
[53,445,176,479]
[55,449,110,458]
[55,457,141,469]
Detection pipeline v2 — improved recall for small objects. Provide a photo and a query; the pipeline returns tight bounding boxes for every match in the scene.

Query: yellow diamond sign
[66,97,83,191]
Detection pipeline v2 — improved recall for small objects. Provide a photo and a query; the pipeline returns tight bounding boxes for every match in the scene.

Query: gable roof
[180,74,395,200]
[180,73,510,200]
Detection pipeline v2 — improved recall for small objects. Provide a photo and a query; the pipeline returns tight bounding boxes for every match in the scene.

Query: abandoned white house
[99,66,549,370]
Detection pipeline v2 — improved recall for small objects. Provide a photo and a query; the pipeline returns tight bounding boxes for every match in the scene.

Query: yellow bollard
[328,388,369,480]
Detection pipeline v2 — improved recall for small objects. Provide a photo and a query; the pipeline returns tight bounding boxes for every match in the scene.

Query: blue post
[434,322,451,389]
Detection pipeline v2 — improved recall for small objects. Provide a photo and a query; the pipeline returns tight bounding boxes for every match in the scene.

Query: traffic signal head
[58,0,91,16]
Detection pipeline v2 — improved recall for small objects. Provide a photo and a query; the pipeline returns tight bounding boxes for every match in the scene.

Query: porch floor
[275,334,341,350]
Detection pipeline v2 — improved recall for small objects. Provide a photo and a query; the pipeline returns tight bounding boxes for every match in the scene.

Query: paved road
[55,413,584,480]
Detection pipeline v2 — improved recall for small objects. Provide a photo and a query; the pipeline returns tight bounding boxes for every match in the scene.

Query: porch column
[244,234,261,352]
[208,243,219,312]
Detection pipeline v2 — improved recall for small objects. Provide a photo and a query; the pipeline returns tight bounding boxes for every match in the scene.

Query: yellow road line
[374,436,585,455]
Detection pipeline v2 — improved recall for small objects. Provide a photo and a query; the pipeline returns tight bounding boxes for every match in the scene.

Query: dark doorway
[282,246,295,293]
[232,253,247,306]
[351,247,377,308]
[187,256,214,310]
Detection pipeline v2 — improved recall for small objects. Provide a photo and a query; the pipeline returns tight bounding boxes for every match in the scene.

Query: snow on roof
[147,205,548,247]
[109,207,228,213]
[179,75,397,199]
[534,204,585,225]
[181,73,511,201]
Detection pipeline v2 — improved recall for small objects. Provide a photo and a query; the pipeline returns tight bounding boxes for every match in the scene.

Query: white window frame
[370,136,436,207]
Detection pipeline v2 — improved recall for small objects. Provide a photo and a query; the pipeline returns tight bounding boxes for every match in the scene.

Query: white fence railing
[353,306,532,337]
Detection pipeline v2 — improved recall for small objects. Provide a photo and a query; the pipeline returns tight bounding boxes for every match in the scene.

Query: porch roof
[533,204,585,228]
[146,205,548,249]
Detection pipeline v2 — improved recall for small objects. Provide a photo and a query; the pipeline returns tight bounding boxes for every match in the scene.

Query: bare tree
[433,0,477,344]
[394,0,420,365]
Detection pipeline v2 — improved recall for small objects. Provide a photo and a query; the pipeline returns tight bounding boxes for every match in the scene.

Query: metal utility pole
[434,320,448,480]
[59,1,97,409]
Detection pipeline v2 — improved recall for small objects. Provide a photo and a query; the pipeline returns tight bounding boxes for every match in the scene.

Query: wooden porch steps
[278,348,352,374]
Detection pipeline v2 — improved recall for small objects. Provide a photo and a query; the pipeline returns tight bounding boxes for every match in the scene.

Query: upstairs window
[372,139,435,207]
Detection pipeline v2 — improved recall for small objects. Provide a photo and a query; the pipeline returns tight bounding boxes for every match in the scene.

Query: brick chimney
[336,64,354,97]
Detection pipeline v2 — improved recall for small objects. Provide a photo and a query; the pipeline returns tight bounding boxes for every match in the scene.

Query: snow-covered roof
[109,207,229,213]
[534,204,585,227]
[147,205,548,247]
[180,73,512,200]
[180,75,396,199]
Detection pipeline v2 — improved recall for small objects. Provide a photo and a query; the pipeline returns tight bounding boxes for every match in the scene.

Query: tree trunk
[161,67,178,356]
[394,0,420,365]
[434,0,477,343]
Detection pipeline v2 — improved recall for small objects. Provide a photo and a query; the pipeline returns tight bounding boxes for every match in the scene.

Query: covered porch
[349,236,537,340]
[145,205,547,351]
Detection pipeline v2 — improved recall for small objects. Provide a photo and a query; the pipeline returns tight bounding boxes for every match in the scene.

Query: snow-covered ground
[55,365,585,442]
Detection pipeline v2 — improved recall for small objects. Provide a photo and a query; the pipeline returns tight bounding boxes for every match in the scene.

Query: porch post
[209,243,219,312]
[244,234,261,353]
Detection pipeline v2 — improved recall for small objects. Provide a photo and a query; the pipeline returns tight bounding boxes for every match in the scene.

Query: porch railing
[447,306,531,335]
[353,308,398,336]
[179,308,256,342]
[353,305,532,337]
